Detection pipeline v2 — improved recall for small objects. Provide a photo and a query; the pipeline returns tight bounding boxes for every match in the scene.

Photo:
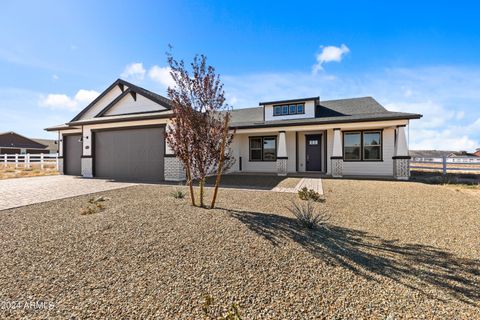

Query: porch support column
[81,127,93,178]
[57,131,64,174]
[276,131,288,176]
[393,125,410,180]
[164,128,186,181]
[331,128,343,178]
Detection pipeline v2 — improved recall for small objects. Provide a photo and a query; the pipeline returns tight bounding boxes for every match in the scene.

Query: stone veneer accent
[331,158,343,178]
[394,158,410,180]
[81,157,93,178]
[57,158,64,174]
[276,158,288,176]
[164,156,186,181]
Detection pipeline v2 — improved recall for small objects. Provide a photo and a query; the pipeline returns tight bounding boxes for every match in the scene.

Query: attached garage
[64,135,82,175]
[93,127,165,181]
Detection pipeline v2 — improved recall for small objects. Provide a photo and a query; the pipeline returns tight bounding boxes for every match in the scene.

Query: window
[274,106,282,116]
[273,103,305,116]
[344,132,361,160]
[249,136,277,161]
[249,137,263,161]
[289,104,297,114]
[296,104,304,114]
[363,131,381,160]
[343,130,382,161]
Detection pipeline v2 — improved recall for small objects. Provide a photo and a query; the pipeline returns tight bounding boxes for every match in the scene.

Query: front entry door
[306,134,322,171]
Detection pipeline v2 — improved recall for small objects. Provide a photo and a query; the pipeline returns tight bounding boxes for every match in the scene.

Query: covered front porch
[230,120,411,180]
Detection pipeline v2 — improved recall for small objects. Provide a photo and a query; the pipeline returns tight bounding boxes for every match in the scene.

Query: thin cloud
[312,44,350,74]
[148,65,175,89]
[121,62,146,81]
[39,89,99,111]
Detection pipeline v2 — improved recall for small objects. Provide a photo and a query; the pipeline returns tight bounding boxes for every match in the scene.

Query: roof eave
[259,96,320,106]
[66,112,172,126]
[230,114,422,129]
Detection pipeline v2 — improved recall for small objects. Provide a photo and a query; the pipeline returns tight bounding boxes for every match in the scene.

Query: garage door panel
[94,127,164,181]
[64,135,82,176]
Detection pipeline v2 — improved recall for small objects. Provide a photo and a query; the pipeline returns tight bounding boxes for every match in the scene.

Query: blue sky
[0,0,479,151]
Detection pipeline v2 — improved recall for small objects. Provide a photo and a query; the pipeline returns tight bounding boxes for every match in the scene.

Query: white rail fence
[410,156,480,175]
[1,153,59,170]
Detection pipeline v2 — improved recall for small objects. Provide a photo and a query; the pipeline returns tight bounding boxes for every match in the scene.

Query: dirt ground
[0,179,479,319]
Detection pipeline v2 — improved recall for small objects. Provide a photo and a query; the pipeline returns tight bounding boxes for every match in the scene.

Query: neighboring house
[0,131,57,154]
[474,148,480,157]
[46,79,422,180]
[410,150,480,163]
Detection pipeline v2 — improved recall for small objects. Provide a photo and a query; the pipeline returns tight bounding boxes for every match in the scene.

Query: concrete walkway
[0,175,136,211]
[273,177,324,194]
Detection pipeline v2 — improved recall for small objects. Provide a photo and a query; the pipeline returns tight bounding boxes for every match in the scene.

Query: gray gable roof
[32,138,58,152]
[71,79,172,122]
[230,107,264,125]
[320,96,388,115]
[230,96,421,128]
[0,131,48,149]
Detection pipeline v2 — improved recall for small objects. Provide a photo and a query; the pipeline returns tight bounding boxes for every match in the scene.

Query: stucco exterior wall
[80,85,124,120]
[232,132,297,173]
[104,94,168,116]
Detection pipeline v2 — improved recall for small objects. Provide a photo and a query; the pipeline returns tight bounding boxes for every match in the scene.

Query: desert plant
[171,188,186,199]
[298,187,325,202]
[288,200,329,229]
[81,196,108,215]
[202,295,242,320]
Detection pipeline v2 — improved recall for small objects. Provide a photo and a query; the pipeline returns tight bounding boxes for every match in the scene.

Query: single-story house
[410,150,480,163]
[0,131,57,154]
[46,79,422,180]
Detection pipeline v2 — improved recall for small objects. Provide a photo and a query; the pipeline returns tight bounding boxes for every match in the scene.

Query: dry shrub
[288,200,329,229]
[81,196,109,215]
[298,187,325,202]
[201,295,242,320]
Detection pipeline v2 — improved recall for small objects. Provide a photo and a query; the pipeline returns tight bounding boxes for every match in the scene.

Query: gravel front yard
[0,179,479,318]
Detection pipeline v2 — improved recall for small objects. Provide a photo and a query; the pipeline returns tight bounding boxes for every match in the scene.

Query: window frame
[342,130,383,162]
[249,136,277,162]
[362,131,382,161]
[342,131,362,161]
[273,103,305,117]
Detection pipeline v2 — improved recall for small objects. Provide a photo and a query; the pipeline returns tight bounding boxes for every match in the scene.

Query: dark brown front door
[306,134,321,171]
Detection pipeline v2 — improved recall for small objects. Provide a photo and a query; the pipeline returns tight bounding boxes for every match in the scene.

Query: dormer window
[273,103,305,116]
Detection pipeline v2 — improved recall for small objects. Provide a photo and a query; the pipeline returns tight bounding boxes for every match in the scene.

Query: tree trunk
[185,163,196,206]
[199,179,205,208]
[210,117,230,209]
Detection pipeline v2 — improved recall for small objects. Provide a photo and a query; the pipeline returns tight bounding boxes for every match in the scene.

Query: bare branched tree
[166,52,235,208]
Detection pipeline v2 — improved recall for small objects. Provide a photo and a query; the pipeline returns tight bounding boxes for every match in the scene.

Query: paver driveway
[0,175,136,211]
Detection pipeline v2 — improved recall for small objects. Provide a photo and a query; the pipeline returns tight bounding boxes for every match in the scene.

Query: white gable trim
[103,91,168,116]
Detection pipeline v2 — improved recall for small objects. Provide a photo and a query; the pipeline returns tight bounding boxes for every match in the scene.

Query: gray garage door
[94,127,164,181]
[64,135,82,176]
